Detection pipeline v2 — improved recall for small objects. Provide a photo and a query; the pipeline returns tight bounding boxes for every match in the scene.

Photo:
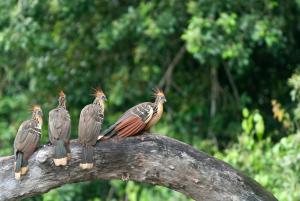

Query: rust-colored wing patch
[115,116,146,138]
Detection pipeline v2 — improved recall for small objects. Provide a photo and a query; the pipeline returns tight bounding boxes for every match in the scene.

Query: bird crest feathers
[92,87,105,97]
[153,88,164,97]
[32,104,41,111]
[59,90,65,97]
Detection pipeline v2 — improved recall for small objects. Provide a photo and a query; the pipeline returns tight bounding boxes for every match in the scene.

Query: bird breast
[145,103,163,129]
[37,116,43,129]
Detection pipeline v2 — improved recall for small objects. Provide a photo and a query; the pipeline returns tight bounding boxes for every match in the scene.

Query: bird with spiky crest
[99,88,166,139]
[14,105,43,180]
[49,91,71,166]
[78,88,106,169]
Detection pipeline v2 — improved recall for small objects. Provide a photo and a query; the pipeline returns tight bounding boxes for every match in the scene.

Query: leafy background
[1,0,300,200]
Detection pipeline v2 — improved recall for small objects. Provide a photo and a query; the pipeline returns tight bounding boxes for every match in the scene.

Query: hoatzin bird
[78,89,106,169]
[49,91,71,166]
[14,105,43,180]
[99,89,166,139]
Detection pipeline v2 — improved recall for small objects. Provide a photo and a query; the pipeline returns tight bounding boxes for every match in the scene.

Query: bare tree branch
[0,134,277,201]
[159,46,186,92]
[208,67,220,144]
[224,64,240,105]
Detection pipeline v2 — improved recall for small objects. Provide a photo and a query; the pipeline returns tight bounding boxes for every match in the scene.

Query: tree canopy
[1,0,300,200]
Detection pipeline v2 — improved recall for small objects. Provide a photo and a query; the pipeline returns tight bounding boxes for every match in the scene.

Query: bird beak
[102,96,107,101]
[163,97,167,103]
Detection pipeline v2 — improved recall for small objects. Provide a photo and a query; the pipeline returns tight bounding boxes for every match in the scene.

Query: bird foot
[53,158,68,166]
[21,166,28,175]
[15,172,21,180]
[79,163,94,170]
[67,153,71,161]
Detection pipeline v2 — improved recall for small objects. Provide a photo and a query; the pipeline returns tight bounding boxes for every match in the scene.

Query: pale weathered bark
[0,134,277,201]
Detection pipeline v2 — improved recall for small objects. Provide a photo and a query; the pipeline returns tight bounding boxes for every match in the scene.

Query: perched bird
[100,89,166,139]
[78,89,106,169]
[14,105,43,180]
[49,91,71,166]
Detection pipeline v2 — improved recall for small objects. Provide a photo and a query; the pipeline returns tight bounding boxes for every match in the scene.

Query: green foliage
[288,72,300,128]
[241,108,265,140]
[216,72,300,201]
[217,120,300,201]
[108,181,191,201]
[1,0,300,200]
[183,0,284,71]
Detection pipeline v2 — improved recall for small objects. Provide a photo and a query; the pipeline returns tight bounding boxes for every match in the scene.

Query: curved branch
[159,46,186,92]
[0,134,277,201]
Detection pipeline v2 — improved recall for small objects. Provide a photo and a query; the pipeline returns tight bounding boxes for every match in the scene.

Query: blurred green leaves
[242,108,265,140]
[1,0,300,200]
[183,1,284,70]
[218,130,300,201]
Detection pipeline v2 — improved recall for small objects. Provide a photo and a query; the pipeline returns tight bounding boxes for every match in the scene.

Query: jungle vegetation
[1,0,300,200]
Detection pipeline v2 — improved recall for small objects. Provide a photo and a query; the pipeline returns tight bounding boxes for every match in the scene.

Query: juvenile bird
[78,89,106,169]
[14,105,43,180]
[100,89,166,139]
[49,91,71,166]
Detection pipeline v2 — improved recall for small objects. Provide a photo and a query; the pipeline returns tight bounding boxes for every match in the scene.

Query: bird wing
[117,102,154,124]
[14,120,40,159]
[78,104,103,145]
[49,108,71,143]
[113,102,154,137]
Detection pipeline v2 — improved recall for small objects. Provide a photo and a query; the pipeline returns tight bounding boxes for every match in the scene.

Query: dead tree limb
[0,134,277,201]
[159,46,186,92]
[224,63,240,105]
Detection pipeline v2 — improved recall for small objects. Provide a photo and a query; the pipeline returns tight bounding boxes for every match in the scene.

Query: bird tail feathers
[80,145,94,169]
[14,152,23,180]
[53,139,68,166]
[15,152,23,173]
[100,125,117,140]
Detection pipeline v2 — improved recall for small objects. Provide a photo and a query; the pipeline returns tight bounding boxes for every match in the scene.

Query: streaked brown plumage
[78,89,106,169]
[100,89,166,139]
[49,91,71,166]
[14,105,43,180]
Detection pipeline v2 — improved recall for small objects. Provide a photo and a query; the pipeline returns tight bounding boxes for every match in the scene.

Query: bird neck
[58,99,66,109]
[93,98,105,110]
[154,98,163,108]
[32,114,43,129]
[153,99,164,115]
[157,102,163,114]
[145,100,164,129]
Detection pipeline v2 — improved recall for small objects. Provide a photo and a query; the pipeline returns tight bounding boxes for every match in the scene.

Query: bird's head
[59,90,65,99]
[58,90,66,108]
[32,105,43,118]
[154,88,167,104]
[93,88,107,104]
